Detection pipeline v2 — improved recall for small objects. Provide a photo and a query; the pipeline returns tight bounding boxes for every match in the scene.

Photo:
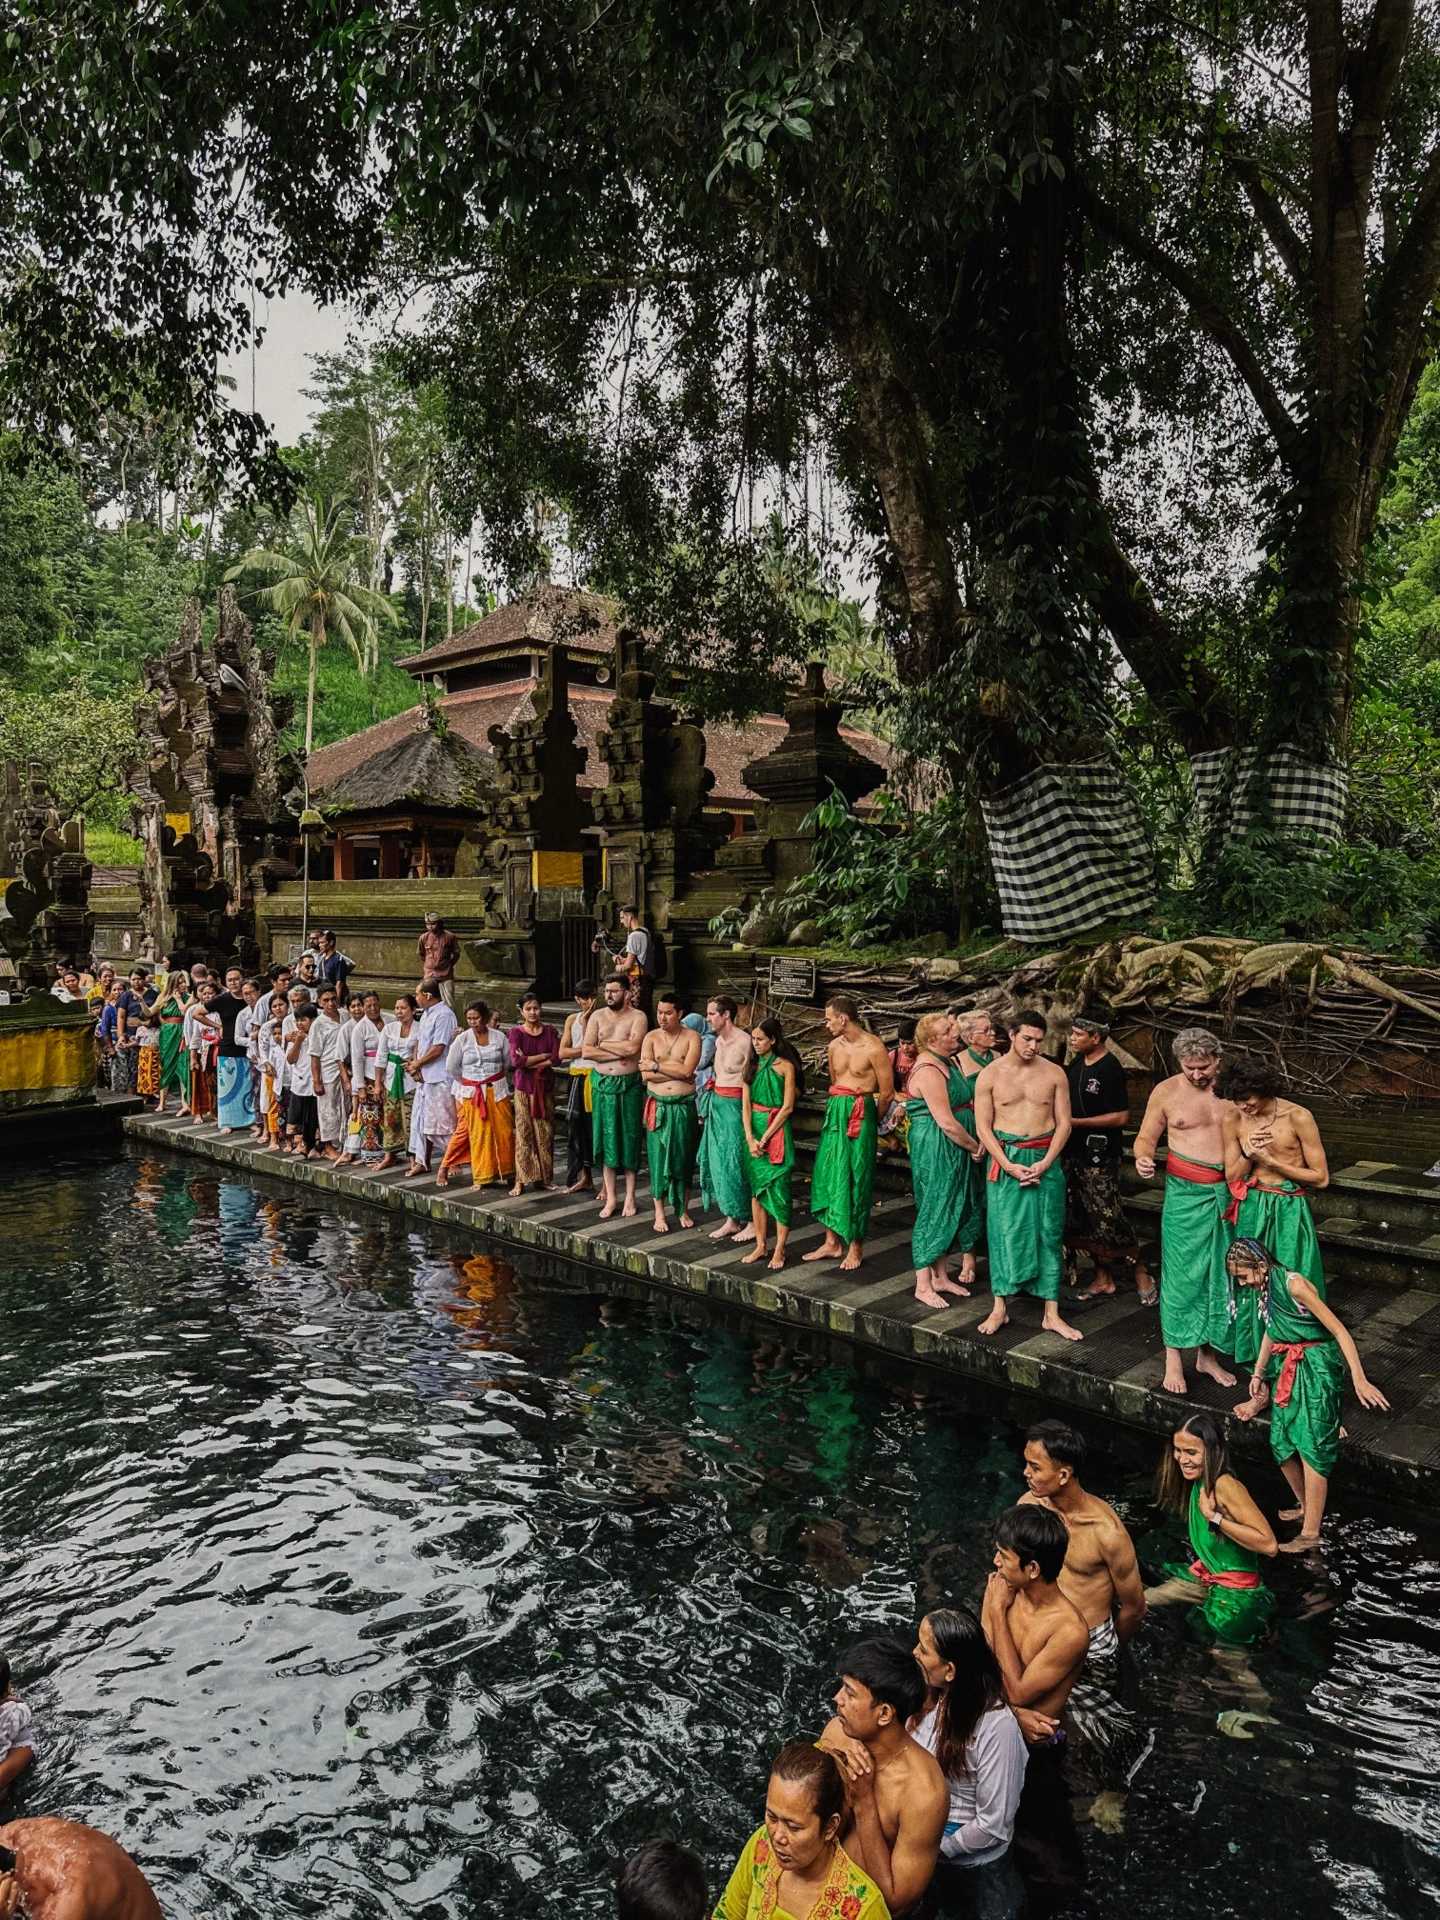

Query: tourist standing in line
[906,1010,985,1308]
[697,995,755,1240]
[909,1608,1028,1892]
[258,995,286,1151]
[1146,1411,1277,1645]
[615,1839,707,1920]
[254,962,292,1029]
[339,988,386,1166]
[212,965,255,1135]
[509,992,560,1192]
[712,1744,887,1920]
[416,910,462,1010]
[741,1017,801,1269]
[404,979,459,1176]
[152,969,191,1116]
[243,976,268,1137]
[559,980,597,1193]
[1018,1419,1147,1661]
[96,981,121,1092]
[133,988,160,1106]
[1133,1026,1238,1395]
[284,1001,321,1155]
[276,984,310,1152]
[185,981,221,1123]
[639,992,701,1233]
[1229,1234,1389,1549]
[973,1012,1078,1340]
[314,928,355,1006]
[584,975,648,1219]
[682,1008,715,1101]
[804,995,895,1272]
[436,999,514,1190]
[308,985,350,1158]
[376,993,421,1171]
[1218,1059,1330,1379]
[112,965,156,1093]
[1063,1011,1154,1303]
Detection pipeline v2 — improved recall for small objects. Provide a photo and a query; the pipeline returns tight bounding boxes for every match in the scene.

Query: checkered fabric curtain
[1189,746,1348,846]
[980,759,1157,941]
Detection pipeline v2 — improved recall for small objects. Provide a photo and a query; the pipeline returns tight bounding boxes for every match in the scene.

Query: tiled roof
[393,584,616,672]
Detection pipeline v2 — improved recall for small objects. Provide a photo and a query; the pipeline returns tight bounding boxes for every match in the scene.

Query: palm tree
[226,494,395,755]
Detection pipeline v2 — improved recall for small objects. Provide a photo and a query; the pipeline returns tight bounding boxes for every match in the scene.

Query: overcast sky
[230,290,355,445]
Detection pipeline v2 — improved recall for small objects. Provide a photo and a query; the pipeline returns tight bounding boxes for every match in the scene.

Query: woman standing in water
[1148,1411,1277,1644]
[713,1741,887,1920]
[906,1012,986,1307]
[910,1607,1027,1899]
[741,1017,801,1270]
[1228,1235,1389,1549]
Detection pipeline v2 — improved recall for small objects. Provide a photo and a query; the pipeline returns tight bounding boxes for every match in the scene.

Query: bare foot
[1278,1533,1322,1554]
[679,1212,695,1228]
[1232,1394,1266,1422]
[1162,1366,1189,1395]
[1076,1278,1116,1299]
[375,1155,396,1172]
[566,1176,593,1193]
[652,1210,670,1234]
[959,1258,977,1287]
[710,1221,739,1241]
[621,1198,638,1218]
[733,1225,756,1244]
[803,1237,842,1263]
[1042,1309,1085,1342]
[598,1200,617,1220]
[915,1278,948,1309]
[216,1126,232,1137]
[768,1249,787,1270]
[1277,1504,1304,1522]
[435,1173,450,1189]
[839,1243,863,1271]
[977,1303,1009,1336]
[509,1185,523,1197]
[1195,1352,1237,1386]
[741,1246,767,1265]
[935,1276,971,1298]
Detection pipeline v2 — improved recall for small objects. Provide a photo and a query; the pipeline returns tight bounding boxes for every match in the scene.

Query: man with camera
[1063,1011,1153,1305]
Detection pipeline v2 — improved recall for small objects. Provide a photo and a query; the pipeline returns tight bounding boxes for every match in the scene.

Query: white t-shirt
[446,1029,510,1098]
[236,1006,256,1059]
[307,1013,349,1089]
[350,1014,385,1086]
[379,1021,421,1094]
[415,1002,458,1085]
[0,1696,38,1761]
[913,1701,1027,1866]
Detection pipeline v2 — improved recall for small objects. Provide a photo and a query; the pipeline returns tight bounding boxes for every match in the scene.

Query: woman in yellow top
[714,1741,890,1920]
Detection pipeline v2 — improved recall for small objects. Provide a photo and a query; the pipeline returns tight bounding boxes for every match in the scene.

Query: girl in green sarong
[907,1011,986,1308]
[740,1017,802,1270]
[1148,1410,1276,1647]
[153,968,192,1115]
[1228,1236,1390,1551]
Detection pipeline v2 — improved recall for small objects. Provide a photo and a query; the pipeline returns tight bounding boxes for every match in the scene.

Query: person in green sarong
[639,993,701,1232]
[696,994,756,1239]
[741,1017,802,1270]
[974,1010,1082,1341]
[1147,1410,1277,1648]
[584,974,649,1218]
[907,1010,986,1308]
[1229,1236,1389,1551]
[153,968,192,1115]
[1218,1059,1330,1371]
[804,996,894,1271]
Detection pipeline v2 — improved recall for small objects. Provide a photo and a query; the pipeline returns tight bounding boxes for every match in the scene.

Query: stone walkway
[122,1111,1440,1502]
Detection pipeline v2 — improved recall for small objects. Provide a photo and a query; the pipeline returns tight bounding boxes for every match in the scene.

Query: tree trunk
[305,610,323,757]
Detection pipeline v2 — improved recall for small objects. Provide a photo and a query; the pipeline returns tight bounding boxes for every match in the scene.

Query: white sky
[230,290,355,445]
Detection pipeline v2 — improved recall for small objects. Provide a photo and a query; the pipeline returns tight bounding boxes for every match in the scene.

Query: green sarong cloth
[1158,1156,1232,1351]
[906,1063,982,1268]
[1228,1183,1323,1365]
[698,1086,750,1221]
[810,1090,878,1245]
[646,1092,698,1209]
[1159,1482,1275,1648]
[157,999,188,1093]
[1262,1262,1343,1476]
[591,1071,643,1171]
[986,1132,1065,1300]
[745,1059,793,1227]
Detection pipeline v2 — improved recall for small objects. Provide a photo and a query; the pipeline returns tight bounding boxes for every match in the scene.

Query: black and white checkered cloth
[981,759,1156,941]
[1190,746,1347,845]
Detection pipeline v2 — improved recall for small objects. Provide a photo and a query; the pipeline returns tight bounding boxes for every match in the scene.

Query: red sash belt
[644,1092,694,1131]
[751,1103,787,1165]
[461,1071,508,1120]
[988,1135,1053,1183]
[1187,1559,1262,1591]
[160,1015,185,1025]
[828,1085,873,1138]
[1166,1152,1224,1184]
[1271,1338,1324,1408]
[1224,1175,1302,1225]
[714,1083,743,1098]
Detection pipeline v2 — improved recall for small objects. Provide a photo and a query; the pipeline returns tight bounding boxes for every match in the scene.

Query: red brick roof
[394,584,616,672]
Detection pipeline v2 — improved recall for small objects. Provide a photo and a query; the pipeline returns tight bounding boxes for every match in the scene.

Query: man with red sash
[804,995,895,1272]
[1133,1026,1238,1395]
[974,1011,1080,1340]
[640,993,701,1233]
[695,994,755,1239]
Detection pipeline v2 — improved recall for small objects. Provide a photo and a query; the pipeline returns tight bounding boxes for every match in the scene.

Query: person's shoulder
[904,1731,949,1796]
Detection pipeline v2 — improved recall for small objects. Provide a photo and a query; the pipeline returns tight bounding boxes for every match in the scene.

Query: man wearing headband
[1063,1012,1154,1308]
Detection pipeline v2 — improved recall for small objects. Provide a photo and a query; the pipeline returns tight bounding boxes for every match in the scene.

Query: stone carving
[0,761,94,987]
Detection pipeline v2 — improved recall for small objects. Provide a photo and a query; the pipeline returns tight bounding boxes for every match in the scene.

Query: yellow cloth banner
[165,811,192,837]
[0,1023,94,1099]
[532,851,584,888]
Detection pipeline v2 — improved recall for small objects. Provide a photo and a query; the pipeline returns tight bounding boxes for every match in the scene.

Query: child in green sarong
[1228,1236,1389,1551]
[1147,1410,1277,1648]
[740,1017,802,1269]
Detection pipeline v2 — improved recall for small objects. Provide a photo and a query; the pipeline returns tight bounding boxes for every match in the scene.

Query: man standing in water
[1133,1026,1237,1394]
[1019,1419,1146,1660]
[696,995,755,1240]
[805,996,894,1271]
[639,993,701,1233]
[585,974,648,1219]
[0,1819,162,1919]
[974,1011,1080,1340]
[982,1505,1090,1723]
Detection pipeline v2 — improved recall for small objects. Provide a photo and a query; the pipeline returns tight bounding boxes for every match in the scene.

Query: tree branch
[1072,177,1302,463]
[1362,137,1440,516]
[1229,153,1309,284]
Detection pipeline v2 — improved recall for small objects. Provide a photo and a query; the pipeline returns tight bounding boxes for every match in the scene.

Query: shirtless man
[973,1011,1078,1340]
[584,975,650,1219]
[818,1637,948,1915]
[982,1504,1090,1734]
[640,994,701,1233]
[804,995,894,1271]
[1019,1419,1146,1661]
[1216,1056,1330,1383]
[1134,1026,1237,1394]
[0,1820,161,1920]
[695,996,756,1240]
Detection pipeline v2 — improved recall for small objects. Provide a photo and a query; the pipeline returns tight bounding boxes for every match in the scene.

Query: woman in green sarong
[1228,1235,1390,1551]
[1148,1410,1276,1647]
[153,968,192,1115]
[907,1011,986,1308]
[741,1017,802,1270]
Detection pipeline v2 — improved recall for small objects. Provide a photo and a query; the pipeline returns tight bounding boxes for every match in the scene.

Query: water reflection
[0,1150,1433,1919]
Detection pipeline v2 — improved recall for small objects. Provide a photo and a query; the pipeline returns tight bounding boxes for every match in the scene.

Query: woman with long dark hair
[910,1607,1026,1877]
[1149,1409,1277,1645]
[741,1017,804,1270]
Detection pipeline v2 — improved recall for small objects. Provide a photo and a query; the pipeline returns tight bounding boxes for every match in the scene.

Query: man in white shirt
[405,978,459,1176]
[308,985,350,1157]
[339,988,387,1165]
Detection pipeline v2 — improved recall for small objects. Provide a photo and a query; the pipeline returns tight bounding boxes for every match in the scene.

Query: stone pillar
[740,660,885,891]
[0,761,94,987]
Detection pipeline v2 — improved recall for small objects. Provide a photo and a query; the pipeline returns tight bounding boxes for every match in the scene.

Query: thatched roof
[320,717,496,817]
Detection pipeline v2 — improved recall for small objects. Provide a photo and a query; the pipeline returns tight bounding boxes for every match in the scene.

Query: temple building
[304,586,889,880]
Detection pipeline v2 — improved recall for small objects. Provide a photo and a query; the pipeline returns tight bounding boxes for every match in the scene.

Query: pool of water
[1,1146,1436,1919]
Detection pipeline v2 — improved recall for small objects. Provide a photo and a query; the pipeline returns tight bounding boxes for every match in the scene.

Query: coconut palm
[226,494,396,755]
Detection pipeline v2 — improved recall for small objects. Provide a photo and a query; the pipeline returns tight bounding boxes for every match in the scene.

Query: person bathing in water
[1146,1410,1277,1649]
[1019,1419,1146,1662]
